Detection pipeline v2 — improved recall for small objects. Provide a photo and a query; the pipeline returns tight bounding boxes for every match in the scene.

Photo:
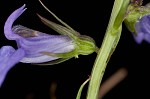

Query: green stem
[86,0,129,99]
[86,28,121,99]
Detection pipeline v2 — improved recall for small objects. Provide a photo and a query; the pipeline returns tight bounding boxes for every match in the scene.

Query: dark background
[0,0,150,99]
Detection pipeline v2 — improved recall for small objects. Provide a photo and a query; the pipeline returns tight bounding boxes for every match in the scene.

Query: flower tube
[4,4,75,64]
[4,4,98,65]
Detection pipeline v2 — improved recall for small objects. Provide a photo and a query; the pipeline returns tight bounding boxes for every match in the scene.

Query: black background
[0,0,150,99]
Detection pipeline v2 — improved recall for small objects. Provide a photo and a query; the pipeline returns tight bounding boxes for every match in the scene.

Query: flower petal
[4,5,75,64]
[0,46,25,87]
[4,4,26,40]
[13,25,75,63]
[134,14,150,44]
[132,33,144,44]
[140,15,150,34]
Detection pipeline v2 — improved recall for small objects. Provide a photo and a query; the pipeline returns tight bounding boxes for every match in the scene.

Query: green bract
[37,0,99,65]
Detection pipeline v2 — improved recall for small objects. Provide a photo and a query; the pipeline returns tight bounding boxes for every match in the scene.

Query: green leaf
[106,0,124,30]
[113,0,130,29]
[37,14,80,40]
[38,0,75,31]
[76,78,90,99]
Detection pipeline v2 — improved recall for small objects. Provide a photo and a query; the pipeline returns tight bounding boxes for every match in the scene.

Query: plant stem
[86,27,121,99]
[86,0,129,99]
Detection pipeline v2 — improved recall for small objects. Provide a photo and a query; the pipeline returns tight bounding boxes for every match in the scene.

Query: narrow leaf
[76,78,90,99]
[38,0,75,31]
[37,14,80,39]
[113,0,129,29]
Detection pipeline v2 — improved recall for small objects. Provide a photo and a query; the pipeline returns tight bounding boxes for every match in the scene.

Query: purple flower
[0,46,25,87]
[0,4,75,86]
[133,14,150,44]
[4,4,75,63]
[0,4,75,87]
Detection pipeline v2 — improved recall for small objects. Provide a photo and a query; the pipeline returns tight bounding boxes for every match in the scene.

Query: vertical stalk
[86,26,121,99]
[86,0,129,99]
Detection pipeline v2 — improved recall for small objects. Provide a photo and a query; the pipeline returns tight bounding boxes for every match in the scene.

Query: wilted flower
[0,46,25,87]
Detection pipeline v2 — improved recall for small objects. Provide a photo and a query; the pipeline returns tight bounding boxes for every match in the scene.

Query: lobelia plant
[1,0,150,98]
